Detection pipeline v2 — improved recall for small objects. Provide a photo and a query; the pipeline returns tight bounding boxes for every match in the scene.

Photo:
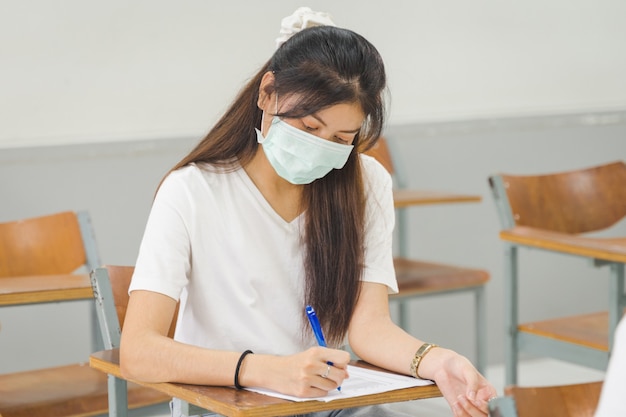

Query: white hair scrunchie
[275,7,337,49]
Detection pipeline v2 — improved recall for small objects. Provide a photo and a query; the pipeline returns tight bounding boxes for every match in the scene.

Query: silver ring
[321,365,331,378]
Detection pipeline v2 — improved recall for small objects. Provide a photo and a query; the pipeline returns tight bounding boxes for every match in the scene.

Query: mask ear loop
[259,92,279,136]
[269,93,279,131]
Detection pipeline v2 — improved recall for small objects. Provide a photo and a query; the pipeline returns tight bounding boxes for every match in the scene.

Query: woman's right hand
[242,346,350,398]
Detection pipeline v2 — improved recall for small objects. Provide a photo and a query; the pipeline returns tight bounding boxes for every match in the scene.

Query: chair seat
[0,362,170,417]
[392,258,490,297]
[519,311,610,351]
[504,380,603,417]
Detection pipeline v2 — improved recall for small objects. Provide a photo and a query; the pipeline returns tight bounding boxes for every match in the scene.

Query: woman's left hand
[423,348,497,417]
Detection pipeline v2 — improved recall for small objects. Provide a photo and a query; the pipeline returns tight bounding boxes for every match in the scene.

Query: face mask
[255,116,354,185]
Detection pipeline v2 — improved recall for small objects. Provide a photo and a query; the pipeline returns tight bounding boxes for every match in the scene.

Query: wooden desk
[499,225,626,353]
[393,189,481,208]
[499,226,626,263]
[0,274,92,306]
[90,349,442,417]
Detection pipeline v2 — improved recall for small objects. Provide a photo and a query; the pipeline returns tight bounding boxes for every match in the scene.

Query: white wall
[1,0,625,148]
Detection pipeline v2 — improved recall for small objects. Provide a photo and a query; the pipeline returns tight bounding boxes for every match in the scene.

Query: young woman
[121,8,496,417]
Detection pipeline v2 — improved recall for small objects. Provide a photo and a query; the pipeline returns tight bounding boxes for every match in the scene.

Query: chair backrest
[0,210,100,277]
[497,381,603,417]
[91,265,178,350]
[489,161,626,233]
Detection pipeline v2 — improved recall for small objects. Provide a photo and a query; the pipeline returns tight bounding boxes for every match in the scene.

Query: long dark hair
[169,25,386,346]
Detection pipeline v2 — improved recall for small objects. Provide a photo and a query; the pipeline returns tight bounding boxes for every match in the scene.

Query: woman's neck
[243,147,303,222]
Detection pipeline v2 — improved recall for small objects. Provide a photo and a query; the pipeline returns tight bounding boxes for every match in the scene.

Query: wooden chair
[365,138,491,374]
[0,211,166,417]
[489,380,603,417]
[90,265,204,417]
[488,161,626,385]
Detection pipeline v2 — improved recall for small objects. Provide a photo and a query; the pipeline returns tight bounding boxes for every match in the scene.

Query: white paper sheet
[245,365,434,402]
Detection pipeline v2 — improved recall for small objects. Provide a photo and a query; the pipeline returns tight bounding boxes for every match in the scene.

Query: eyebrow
[310,113,361,134]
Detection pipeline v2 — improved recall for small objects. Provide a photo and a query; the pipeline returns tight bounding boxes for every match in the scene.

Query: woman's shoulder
[163,161,239,184]
[156,162,243,202]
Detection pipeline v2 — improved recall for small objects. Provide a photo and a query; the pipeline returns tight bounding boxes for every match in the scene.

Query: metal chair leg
[475,285,487,376]
[608,263,625,350]
[108,375,128,417]
[504,244,519,386]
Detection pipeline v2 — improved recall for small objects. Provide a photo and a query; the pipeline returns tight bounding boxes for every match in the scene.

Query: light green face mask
[255,117,354,185]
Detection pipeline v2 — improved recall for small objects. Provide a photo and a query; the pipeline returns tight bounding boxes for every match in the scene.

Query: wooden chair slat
[501,161,626,234]
[0,363,170,417]
[0,212,86,277]
[393,258,489,296]
[504,381,603,417]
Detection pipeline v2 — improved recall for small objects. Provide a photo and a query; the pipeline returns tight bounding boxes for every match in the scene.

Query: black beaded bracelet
[234,349,254,390]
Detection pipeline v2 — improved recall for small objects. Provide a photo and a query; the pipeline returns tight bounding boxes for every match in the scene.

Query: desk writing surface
[393,189,481,208]
[90,349,442,417]
[0,274,92,306]
[500,226,626,263]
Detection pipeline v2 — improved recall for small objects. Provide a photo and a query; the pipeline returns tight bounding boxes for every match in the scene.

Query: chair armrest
[499,226,626,262]
[393,189,481,208]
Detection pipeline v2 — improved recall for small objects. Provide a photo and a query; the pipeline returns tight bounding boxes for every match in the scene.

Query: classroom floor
[116,358,606,417]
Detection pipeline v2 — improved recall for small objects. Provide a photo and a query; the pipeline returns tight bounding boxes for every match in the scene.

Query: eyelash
[303,123,350,144]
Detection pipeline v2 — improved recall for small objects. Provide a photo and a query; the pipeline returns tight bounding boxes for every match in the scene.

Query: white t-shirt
[129,154,397,355]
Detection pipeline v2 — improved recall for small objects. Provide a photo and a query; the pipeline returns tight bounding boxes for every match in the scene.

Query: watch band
[410,343,439,379]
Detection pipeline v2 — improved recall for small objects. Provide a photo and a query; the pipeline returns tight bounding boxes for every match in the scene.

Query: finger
[462,369,480,400]
[321,364,332,379]
[323,350,351,368]
[455,394,489,417]
[301,385,334,398]
[471,385,497,409]
[315,363,347,391]
[463,374,495,412]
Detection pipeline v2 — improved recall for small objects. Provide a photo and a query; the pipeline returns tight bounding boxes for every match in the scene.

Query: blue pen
[305,305,341,391]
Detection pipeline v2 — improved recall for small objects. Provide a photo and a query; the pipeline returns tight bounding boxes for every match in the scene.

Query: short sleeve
[360,154,398,293]
[129,168,196,300]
